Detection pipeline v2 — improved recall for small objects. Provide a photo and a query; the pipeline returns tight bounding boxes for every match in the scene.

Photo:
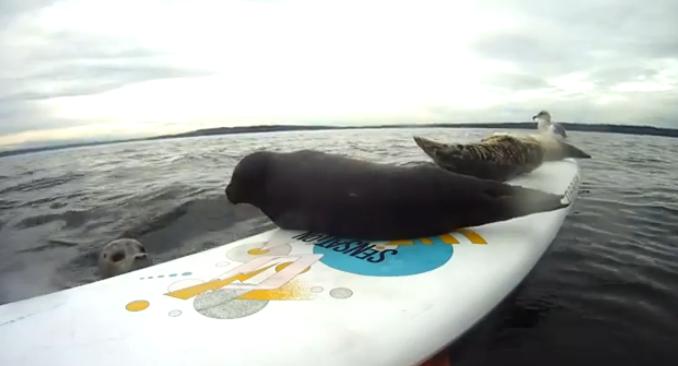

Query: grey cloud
[473,32,605,77]
[474,33,563,64]
[0,25,211,135]
[0,61,210,135]
[471,0,678,125]
[2,0,678,142]
[21,32,159,62]
[589,67,659,86]
[0,32,162,79]
[426,104,547,124]
[1,29,209,101]
[1,64,211,101]
[523,0,678,57]
[0,100,90,135]
[484,73,549,90]
[474,0,678,76]
[427,91,678,128]
[0,0,57,28]
[478,0,678,45]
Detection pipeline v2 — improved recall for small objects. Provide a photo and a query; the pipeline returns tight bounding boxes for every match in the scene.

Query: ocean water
[0,128,676,365]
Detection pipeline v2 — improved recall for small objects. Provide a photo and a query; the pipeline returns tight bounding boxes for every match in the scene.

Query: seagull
[532,110,567,138]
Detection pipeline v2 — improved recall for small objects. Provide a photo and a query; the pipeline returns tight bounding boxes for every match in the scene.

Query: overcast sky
[1,0,677,148]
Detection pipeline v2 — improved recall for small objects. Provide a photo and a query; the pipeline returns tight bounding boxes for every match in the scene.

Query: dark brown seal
[413,133,590,181]
[225,150,568,240]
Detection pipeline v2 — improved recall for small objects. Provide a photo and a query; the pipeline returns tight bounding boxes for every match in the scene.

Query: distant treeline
[0,139,133,158]
[2,122,677,158]
[152,122,678,139]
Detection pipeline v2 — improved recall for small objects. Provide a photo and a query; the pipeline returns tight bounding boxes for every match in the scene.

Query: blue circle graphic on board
[309,235,454,277]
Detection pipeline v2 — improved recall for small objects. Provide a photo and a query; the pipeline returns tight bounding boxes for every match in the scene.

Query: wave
[0,173,85,195]
[14,210,90,229]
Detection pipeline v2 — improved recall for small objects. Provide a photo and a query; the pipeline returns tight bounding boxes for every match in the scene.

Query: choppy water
[0,128,677,365]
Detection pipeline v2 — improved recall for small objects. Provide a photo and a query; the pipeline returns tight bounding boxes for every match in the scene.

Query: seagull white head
[533,110,552,123]
[533,110,552,131]
[532,110,567,138]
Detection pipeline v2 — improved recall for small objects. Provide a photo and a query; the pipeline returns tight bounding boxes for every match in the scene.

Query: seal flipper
[529,134,591,160]
[477,183,569,224]
[442,159,530,181]
[559,141,591,159]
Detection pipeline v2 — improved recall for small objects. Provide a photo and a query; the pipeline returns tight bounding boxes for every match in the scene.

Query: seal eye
[111,251,125,262]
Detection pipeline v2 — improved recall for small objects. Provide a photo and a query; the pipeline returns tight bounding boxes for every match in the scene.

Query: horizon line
[1,121,677,158]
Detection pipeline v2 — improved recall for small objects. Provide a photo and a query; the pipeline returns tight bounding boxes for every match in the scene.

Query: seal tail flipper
[413,136,445,159]
[559,141,591,159]
[476,184,569,225]
[551,123,567,138]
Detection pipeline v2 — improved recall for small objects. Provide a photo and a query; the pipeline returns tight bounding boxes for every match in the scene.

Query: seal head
[226,151,271,205]
[98,238,151,278]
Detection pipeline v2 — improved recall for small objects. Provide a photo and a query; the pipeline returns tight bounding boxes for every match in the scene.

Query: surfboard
[0,158,580,366]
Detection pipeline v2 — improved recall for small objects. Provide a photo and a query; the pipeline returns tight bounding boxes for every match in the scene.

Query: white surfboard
[0,159,580,366]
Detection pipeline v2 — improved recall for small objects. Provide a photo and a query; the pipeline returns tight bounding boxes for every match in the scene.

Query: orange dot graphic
[126,300,150,312]
[247,247,270,255]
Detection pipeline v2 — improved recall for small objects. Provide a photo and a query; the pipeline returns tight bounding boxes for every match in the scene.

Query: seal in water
[225,150,568,240]
[533,110,567,138]
[98,238,151,278]
[413,133,590,181]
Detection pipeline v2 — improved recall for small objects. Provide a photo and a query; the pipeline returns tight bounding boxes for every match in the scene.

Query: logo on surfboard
[124,229,487,319]
[294,230,485,276]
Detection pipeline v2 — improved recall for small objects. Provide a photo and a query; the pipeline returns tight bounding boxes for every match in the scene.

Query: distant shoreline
[2,122,677,158]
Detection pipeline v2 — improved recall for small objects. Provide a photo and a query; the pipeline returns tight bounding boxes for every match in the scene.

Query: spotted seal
[225,150,568,240]
[413,133,590,181]
[98,238,151,278]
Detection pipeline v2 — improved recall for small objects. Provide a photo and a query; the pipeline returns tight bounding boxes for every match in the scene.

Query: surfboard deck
[0,159,580,366]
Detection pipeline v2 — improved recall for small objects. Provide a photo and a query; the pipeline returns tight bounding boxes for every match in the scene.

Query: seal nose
[225,184,240,204]
[134,253,147,261]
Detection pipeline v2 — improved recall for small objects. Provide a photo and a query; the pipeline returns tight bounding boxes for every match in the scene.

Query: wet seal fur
[98,238,151,278]
[225,150,569,240]
[413,133,590,181]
